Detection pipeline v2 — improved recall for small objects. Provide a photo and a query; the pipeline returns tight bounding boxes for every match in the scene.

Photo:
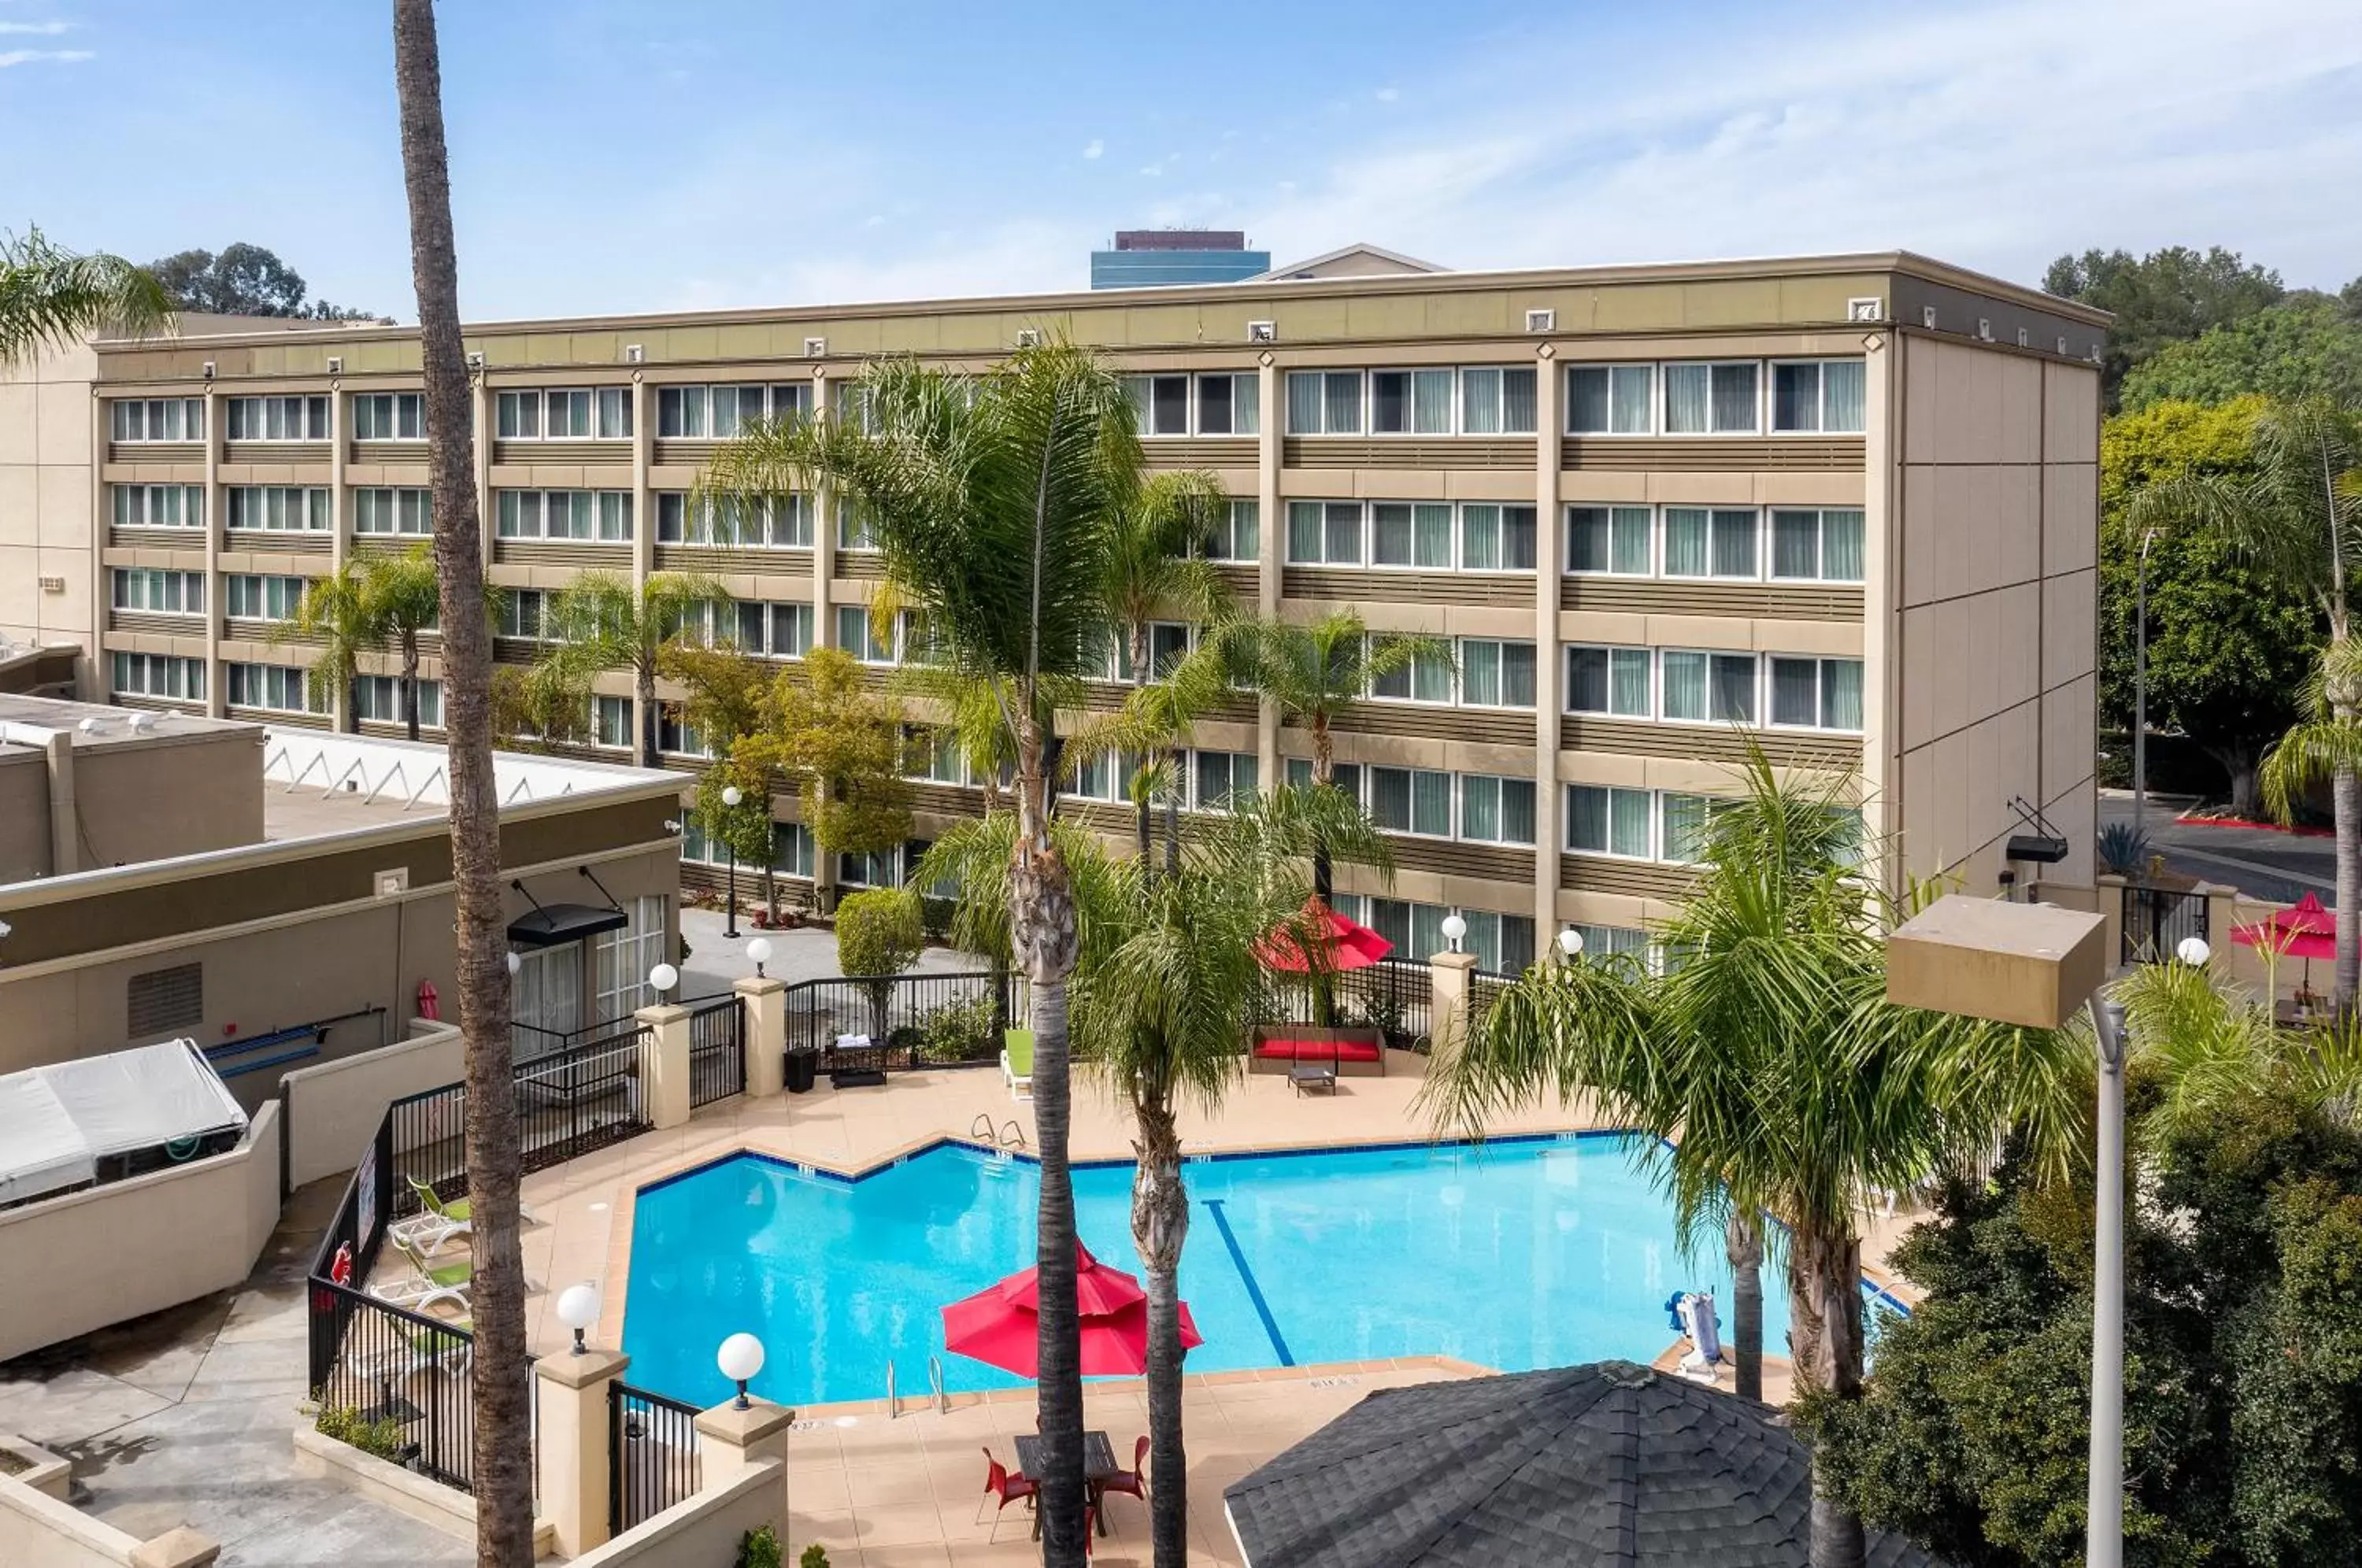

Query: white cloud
[0,46,89,66]
[0,20,72,35]
[1374,86,1399,103]
[1138,163,1162,178]
[1081,139,1103,160]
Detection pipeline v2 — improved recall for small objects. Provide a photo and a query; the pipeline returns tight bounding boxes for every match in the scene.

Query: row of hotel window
[106,358,1863,451]
[109,653,428,724]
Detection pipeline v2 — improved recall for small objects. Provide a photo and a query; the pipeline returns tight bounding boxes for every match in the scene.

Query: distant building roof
[1224,1362,1947,1568]
[1252,242,1450,282]
[1113,229,1250,252]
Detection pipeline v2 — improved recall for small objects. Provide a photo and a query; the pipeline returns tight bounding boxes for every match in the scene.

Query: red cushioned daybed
[1249,1025,1387,1080]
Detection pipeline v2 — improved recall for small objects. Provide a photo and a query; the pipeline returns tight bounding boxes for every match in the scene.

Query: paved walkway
[678,907,989,998]
[0,1181,471,1568]
[2102,788,2334,904]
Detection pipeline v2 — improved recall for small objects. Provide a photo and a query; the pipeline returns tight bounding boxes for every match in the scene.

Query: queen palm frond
[0,227,176,365]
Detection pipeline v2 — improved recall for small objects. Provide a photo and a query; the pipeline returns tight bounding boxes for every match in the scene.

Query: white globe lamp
[649,962,679,998]
[2175,935,2212,967]
[505,950,522,976]
[716,1331,765,1409]
[555,1283,600,1355]
[1557,927,1584,960]
[746,937,774,979]
[1439,913,1467,955]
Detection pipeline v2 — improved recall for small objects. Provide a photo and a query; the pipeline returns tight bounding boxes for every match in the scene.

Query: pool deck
[485,1052,1911,1566]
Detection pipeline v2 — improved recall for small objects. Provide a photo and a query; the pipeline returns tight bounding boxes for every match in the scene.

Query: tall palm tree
[2129,397,2362,1008]
[1096,470,1231,864]
[703,343,1138,1565]
[391,5,534,1566]
[368,543,448,741]
[0,226,173,366]
[2116,945,2362,1136]
[1210,609,1449,901]
[1422,755,2087,1568]
[536,569,727,767]
[277,560,382,733]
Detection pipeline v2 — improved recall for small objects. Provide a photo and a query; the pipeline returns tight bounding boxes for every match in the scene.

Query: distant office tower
[1090,230,1272,290]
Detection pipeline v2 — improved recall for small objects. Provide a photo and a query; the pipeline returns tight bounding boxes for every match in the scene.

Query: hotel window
[835,605,900,664]
[836,498,878,551]
[1662,507,1759,579]
[658,383,794,438]
[1662,362,1760,435]
[112,484,205,529]
[1201,499,1259,562]
[1370,369,1455,435]
[227,662,321,714]
[1284,370,1364,435]
[1191,750,1259,812]
[1194,372,1260,435]
[225,574,305,619]
[1660,793,1730,864]
[1368,636,1455,704]
[1458,638,1537,708]
[1122,375,1192,437]
[1460,504,1537,571]
[592,695,632,749]
[1459,367,1538,435]
[1769,508,1864,582]
[1660,650,1758,724]
[905,727,970,786]
[1460,775,1537,846]
[1565,645,1652,718]
[1079,625,1132,683]
[354,486,431,534]
[655,491,806,547]
[837,845,905,889]
[1286,501,1364,566]
[497,589,548,640]
[110,398,204,442]
[226,395,330,440]
[1768,656,1864,731]
[353,675,442,727]
[112,652,205,701]
[227,486,330,531]
[1283,759,1364,804]
[657,704,711,758]
[1566,785,1653,859]
[1566,505,1651,575]
[769,822,816,878]
[1565,365,1653,435]
[113,568,204,614]
[731,601,813,658]
[1070,749,1140,804]
[351,392,425,440]
[498,490,631,541]
[1368,766,1453,838]
[1371,502,1453,570]
[1567,923,1650,963]
[1354,897,1532,974]
[1771,360,1867,434]
[1145,621,1194,679]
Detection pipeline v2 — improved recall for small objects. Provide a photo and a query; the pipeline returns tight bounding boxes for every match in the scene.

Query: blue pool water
[623,1134,1810,1408]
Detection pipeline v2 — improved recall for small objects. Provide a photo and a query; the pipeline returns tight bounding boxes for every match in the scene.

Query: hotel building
[21,250,2105,974]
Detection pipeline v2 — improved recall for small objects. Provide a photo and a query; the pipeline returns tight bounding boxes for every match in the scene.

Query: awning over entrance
[506,903,628,949]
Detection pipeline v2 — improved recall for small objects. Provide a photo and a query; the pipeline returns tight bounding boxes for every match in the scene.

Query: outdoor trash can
[786,1051,820,1093]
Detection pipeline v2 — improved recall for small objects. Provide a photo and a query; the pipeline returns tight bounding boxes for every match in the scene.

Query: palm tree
[277,560,381,733]
[391,4,534,1566]
[368,544,448,741]
[702,342,1138,1565]
[0,226,173,366]
[2128,397,2362,1009]
[1211,609,1449,900]
[2116,947,2362,1136]
[536,569,728,767]
[1422,755,2086,1568]
[2264,635,2362,1012]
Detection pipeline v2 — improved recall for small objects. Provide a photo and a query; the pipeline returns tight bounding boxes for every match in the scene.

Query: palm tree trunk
[1130,1098,1190,1568]
[1726,1212,1764,1401]
[391,8,531,1568]
[638,662,659,769]
[1790,1223,1867,1568]
[1310,717,1335,904]
[402,632,422,742]
[2337,767,2359,1018]
[1013,716,1087,1566]
[1131,624,1153,867]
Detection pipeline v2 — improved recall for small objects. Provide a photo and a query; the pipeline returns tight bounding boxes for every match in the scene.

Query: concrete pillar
[1531,343,1562,944]
[635,1002,694,1129]
[692,1397,794,1522]
[129,1528,220,1568]
[2096,873,2127,975]
[202,386,224,717]
[737,974,787,1098]
[328,376,350,730]
[1255,357,1282,792]
[1430,949,1479,1053]
[535,1347,630,1559]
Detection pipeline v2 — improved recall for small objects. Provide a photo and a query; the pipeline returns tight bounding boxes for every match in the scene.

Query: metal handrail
[929,1355,948,1414]
[970,1112,995,1143]
[886,1361,900,1420]
[1001,1120,1027,1149]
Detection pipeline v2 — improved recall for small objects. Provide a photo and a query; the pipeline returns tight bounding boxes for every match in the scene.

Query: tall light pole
[720,782,743,939]
[2085,992,2129,1568]
[2133,527,2158,836]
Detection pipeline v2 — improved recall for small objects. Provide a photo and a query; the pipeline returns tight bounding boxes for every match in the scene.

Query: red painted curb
[2174,813,2335,839]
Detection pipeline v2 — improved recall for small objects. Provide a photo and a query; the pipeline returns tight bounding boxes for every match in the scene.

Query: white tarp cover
[0,1040,248,1206]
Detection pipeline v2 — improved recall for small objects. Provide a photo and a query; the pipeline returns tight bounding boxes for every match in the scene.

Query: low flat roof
[0,696,261,759]
[257,727,680,842]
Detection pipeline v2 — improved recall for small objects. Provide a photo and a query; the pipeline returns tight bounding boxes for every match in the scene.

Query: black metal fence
[784,969,1015,1075]
[686,996,746,1108]
[387,1022,654,1207]
[1331,956,1435,1050]
[309,1281,481,1489]
[2123,884,2210,965]
[1469,968,1514,1026]
[609,1380,702,1534]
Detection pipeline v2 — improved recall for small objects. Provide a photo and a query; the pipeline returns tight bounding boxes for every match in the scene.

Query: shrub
[735,1525,782,1568]
[800,1544,831,1568]
[913,991,1000,1063]
[2097,820,2152,877]
[314,1402,406,1463]
[835,889,922,978]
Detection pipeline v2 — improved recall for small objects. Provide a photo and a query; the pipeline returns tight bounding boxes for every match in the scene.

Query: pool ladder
[887,1356,951,1420]
[970,1113,1027,1150]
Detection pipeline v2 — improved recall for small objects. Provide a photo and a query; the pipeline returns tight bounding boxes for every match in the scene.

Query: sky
[2,0,2356,324]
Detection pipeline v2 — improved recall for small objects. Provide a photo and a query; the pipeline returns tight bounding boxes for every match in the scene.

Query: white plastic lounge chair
[1001,1030,1035,1104]
[369,1236,472,1316]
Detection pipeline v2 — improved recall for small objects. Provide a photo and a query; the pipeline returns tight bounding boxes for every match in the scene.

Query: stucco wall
[569,1459,785,1568]
[280,1020,464,1188]
[0,1471,151,1568]
[0,338,97,675]
[0,1100,281,1365]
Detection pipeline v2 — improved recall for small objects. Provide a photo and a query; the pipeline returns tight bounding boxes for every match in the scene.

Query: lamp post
[2133,527,2158,837]
[720,783,744,939]
[555,1283,600,1355]
[716,1332,765,1411]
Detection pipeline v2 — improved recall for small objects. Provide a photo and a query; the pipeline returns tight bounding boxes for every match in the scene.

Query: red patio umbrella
[942,1241,1204,1378]
[1254,897,1394,974]
[2232,890,2336,962]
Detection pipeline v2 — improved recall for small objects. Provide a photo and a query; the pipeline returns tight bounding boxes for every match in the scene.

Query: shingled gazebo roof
[1224,1362,1946,1568]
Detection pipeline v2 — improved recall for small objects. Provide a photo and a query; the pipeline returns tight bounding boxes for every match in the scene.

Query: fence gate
[609,1380,702,1535]
[2122,883,2210,964]
[686,996,746,1108]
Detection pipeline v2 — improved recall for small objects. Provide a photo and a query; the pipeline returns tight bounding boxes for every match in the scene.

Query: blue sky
[3,0,2356,322]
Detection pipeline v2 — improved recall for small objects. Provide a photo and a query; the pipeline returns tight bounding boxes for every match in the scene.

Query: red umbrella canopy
[2233,891,2338,960]
[942,1240,1203,1379]
[1255,897,1394,974]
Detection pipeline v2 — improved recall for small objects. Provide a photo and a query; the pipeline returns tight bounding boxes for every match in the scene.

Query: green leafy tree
[834,887,924,1040]
[2123,295,2362,413]
[0,226,173,366]
[702,342,1147,1564]
[2128,397,2362,1008]
[2044,246,2284,406]
[536,569,729,767]
[147,240,385,322]
[1424,753,2086,1568]
[2097,398,2318,811]
[278,543,479,739]
[365,544,450,741]
[735,646,912,908]
[665,642,787,920]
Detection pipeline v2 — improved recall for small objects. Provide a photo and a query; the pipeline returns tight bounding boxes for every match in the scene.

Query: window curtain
[1661,795,1708,862]
[1462,369,1501,435]
[1772,511,1820,579]
[1609,789,1651,857]
[1415,648,1455,703]
[1412,770,1453,834]
[1460,504,1501,568]
[1324,372,1362,434]
[1414,370,1453,433]
[1287,372,1324,435]
[1664,509,1709,575]
[1823,659,1864,730]
[1568,508,1611,571]
[1326,502,1364,564]
[1609,649,1651,716]
[1611,367,1652,433]
[1462,642,1500,705]
[1500,779,1536,845]
[1610,507,1650,572]
[1710,511,1757,576]
[1661,652,1706,719]
[1372,503,1413,565]
[1501,368,1538,434]
[1287,501,1325,564]
[1409,904,1449,965]
[1568,647,1608,712]
[1568,368,1610,434]
[1773,364,1820,432]
[1462,778,1500,841]
[1499,642,1537,707]
[1711,364,1759,432]
[1664,364,1710,433]
[1771,658,1820,726]
[1568,786,1607,852]
[1823,361,1866,433]
[1501,506,1537,570]
[1709,655,1757,721]
[1823,510,1864,580]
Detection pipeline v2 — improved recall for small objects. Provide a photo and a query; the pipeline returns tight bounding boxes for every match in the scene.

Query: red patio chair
[1099,1435,1150,1504]
[978,1448,1039,1541]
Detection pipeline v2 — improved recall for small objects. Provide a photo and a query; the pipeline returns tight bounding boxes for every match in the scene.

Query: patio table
[1014,1430,1119,1536]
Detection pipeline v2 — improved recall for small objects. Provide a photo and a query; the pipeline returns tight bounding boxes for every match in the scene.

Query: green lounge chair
[371,1234,472,1315]
[1001,1029,1034,1104]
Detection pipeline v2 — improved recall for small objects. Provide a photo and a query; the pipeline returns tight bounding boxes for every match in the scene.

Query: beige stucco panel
[2043,464,2098,575]
[1558,609,1652,645]
[34,380,90,468]
[0,383,37,466]
[2044,363,2103,464]
[38,461,93,549]
[2044,568,2098,691]
[2043,671,2098,804]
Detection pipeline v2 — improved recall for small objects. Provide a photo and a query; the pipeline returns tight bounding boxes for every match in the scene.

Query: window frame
[1564,364,1656,436]
[353,486,432,536]
[1767,507,1866,584]
[1365,764,1456,839]
[1659,360,1763,437]
[226,394,331,442]
[1284,370,1366,436]
[225,486,331,533]
[1367,367,1459,437]
[1764,655,1866,734]
[1768,358,1868,435]
[350,391,426,442]
[1659,506,1764,582]
[1564,503,1655,576]
[1455,637,1538,711]
[224,573,305,621]
[1457,365,1539,436]
[1457,773,1538,847]
[1564,643,1653,719]
[1564,782,1657,860]
[1657,648,1761,727]
[109,398,205,444]
[111,484,205,530]
[113,568,205,615]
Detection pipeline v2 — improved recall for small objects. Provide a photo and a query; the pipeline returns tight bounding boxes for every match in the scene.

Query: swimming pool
[622,1134,1816,1408]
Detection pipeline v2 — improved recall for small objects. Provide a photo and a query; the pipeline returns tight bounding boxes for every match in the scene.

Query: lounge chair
[402,1174,535,1241]
[1001,1029,1035,1104]
[370,1235,472,1316]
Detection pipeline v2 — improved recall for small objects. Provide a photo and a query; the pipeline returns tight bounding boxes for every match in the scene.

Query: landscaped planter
[0,1433,71,1500]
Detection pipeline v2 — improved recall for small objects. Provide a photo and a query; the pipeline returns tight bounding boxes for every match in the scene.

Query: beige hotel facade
[2,250,2106,973]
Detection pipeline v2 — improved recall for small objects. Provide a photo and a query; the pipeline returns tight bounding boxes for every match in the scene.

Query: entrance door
[512,943,583,1058]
